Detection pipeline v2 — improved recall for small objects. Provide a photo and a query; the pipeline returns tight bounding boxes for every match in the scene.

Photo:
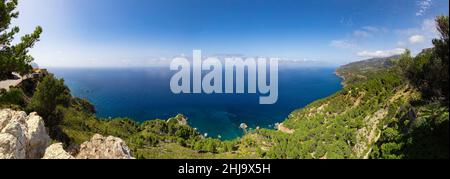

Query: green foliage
[403,16,449,103]
[70,97,96,114]
[0,87,25,108]
[262,68,405,159]
[336,55,398,86]
[56,106,140,145]
[370,16,449,159]
[1,0,42,79]
[372,102,449,159]
[166,114,186,125]
[47,96,239,158]
[55,105,242,158]
[1,7,446,159]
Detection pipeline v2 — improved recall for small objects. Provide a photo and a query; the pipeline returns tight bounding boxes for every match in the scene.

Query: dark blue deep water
[50,67,342,140]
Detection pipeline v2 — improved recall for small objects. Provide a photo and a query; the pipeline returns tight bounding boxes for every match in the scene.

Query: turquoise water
[50,67,342,140]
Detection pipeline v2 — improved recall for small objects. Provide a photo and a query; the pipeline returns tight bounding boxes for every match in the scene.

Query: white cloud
[395,18,439,47]
[396,19,438,37]
[330,40,357,49]
[409,35,426,44]
[357,48,406,58]
[331,26,388,52]
[422,18,438,34]
[416,0,432,16]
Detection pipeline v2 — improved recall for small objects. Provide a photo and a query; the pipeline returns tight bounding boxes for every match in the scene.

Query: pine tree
[27,74,71,118]
[431,16,449,103]
[1,0,42,80]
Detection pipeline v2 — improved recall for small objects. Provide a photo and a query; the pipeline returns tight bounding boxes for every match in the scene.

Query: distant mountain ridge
[336,55,400,86]
[341,56,399,71]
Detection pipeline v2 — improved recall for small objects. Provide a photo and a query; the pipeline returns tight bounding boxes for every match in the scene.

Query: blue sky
[14,0,449,67]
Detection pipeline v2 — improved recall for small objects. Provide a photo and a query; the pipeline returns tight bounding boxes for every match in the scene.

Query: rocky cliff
[0,109,50,159]
[0,109,133,159]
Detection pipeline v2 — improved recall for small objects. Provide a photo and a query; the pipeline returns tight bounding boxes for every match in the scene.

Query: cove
[50,67,343,140]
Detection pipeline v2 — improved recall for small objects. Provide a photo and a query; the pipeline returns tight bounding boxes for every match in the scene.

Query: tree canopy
[27,74,71,119]
[402,16,449,104]
[1,0,42,80]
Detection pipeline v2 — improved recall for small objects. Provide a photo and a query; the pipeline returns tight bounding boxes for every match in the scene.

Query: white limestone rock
[43,143,74,159]
[26,112,51,158]
[76,134,133,159]
[0,109,50,159]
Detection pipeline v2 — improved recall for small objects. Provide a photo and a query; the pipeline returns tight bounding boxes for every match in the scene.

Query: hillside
[1,51,448,159]
[243,56,416,159]
[1,54,448,159]
[1,1,448,160]
[335,56,398,86]
[249,51,447,159]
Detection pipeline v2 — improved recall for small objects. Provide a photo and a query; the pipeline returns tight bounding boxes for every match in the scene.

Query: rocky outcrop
[167,114,188,126]
[0,133,22,159]
[43,135,134,159]
[276,123,295,134]
[0,109,50,159]
[43,143,74,159]
[76,134,133,159]
[26,112,52,158]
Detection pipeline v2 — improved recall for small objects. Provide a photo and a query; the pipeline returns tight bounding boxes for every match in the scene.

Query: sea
[50,67,342,140]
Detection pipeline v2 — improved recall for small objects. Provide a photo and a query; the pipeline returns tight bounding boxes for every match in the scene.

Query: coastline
[334,69,347,87]
[53,67,343,140]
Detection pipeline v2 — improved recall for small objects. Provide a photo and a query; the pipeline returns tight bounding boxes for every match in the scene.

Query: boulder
[0,110,28,159]
[0,109,12,130]
[26,112,51,158]
[76,134,133,159]
[43,143,74,159]
[0,109,50,159]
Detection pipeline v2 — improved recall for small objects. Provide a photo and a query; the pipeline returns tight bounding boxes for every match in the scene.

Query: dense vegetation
[256,68,406,159]
[336,55,398,86]
[370,16,449,159]
[1,75,246,158]
[1,0,448,159]
[245,16,448,159]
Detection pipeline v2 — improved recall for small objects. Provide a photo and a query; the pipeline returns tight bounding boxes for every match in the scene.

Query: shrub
[27,74,71,118]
